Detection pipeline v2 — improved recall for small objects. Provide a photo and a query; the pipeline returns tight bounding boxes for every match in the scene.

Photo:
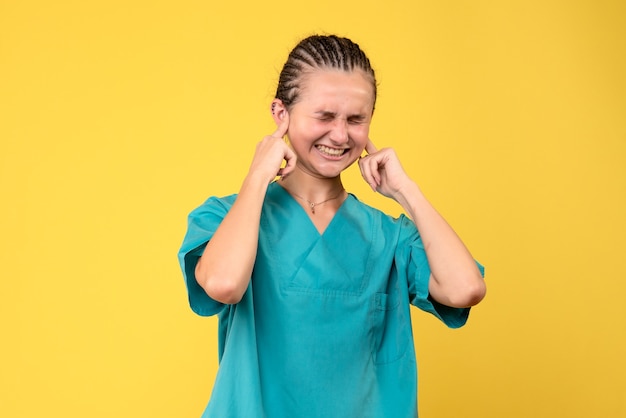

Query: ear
[270,99,288,125]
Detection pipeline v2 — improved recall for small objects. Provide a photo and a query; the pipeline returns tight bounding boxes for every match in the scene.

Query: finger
[279,145,297,179]
[366,155,382,188]
[272,112,290,139]
[358,155,379,191]
[365,139,378,155]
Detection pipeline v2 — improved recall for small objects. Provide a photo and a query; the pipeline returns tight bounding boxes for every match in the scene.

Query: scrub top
[178,182,483,418]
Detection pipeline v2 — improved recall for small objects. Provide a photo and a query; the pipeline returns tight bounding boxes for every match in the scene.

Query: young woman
[179,34,486,418]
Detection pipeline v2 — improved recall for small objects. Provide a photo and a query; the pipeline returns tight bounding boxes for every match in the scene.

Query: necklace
[289,189,345,214]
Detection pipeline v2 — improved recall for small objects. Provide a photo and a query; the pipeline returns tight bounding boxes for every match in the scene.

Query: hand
[248,114,296,184]
[358,139,412,200]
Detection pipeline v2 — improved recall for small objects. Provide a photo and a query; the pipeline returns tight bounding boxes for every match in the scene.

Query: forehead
[296,69,375,110]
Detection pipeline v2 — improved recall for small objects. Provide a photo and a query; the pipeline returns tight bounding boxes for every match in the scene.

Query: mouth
[316,145,348,158]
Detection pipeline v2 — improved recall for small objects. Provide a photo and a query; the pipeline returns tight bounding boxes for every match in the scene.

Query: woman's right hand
[248,114,296,184]
[196,115,295,305]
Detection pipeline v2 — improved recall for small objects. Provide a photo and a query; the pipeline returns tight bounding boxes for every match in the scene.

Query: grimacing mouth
[316,144,348,157]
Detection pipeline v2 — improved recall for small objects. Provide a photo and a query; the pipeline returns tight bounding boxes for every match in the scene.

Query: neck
[279,171,344,202]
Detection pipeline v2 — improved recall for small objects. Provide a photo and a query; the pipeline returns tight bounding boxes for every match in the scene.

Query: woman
[179,34,486,418]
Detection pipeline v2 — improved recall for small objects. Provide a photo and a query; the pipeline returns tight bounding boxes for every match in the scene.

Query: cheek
[286,120,306,143]
[289,120,328,143]
[349,125,370,144]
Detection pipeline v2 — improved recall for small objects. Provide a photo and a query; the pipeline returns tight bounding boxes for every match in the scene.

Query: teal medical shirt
[179,182,483,418]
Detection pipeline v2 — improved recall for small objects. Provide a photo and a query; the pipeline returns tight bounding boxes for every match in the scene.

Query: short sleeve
[397,215,484,329]
[177,195,236,317]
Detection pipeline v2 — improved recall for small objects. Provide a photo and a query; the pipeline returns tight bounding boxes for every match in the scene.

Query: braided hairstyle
[275,35,377,111]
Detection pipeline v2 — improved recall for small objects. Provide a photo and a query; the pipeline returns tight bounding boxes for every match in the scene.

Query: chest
[255,200,398,299]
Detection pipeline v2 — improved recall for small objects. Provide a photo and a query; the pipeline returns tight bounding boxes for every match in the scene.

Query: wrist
[392,178,421,203]
[240,173,271,200]
[393,180,429,217]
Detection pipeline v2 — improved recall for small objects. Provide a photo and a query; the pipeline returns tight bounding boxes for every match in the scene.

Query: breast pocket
[370,292,411,365]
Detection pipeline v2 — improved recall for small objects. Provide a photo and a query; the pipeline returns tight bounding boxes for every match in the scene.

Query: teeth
[317,145,345,156]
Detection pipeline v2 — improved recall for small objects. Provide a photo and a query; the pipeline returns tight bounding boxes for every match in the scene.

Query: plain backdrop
[1,1,625,417]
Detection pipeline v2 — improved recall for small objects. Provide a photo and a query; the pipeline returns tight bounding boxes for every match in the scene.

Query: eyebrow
[314,110,367,120]
[315,111,337,118]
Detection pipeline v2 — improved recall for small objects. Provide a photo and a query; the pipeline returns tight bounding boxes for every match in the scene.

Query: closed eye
[316,111,336,122]
[315,111,368,125]
[348,116,367,125]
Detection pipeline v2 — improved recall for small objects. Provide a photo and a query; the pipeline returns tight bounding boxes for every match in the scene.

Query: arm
[359,141,486,308]
[194,116,294,304]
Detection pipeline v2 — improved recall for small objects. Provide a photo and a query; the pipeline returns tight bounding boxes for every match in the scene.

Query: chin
[308,155,359,178]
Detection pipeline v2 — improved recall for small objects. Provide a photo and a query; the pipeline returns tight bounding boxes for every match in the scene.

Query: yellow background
[2,0,625,417]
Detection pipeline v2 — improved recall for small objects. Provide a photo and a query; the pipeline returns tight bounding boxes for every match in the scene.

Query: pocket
[370,292,411,365]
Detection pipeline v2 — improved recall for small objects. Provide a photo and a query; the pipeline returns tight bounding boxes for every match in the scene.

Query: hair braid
[275,35,377,110]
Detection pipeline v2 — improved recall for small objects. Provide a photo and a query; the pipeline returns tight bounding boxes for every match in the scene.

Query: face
[279,69,375,179]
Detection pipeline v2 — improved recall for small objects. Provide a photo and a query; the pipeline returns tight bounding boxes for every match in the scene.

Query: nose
[329,119,349,145]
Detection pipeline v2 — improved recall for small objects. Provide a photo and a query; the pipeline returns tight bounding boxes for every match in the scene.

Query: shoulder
[347,193,414,230]
[201,193,238,208]
[343,194,418,247]
[187,193,238,225]
[344,195,421,259]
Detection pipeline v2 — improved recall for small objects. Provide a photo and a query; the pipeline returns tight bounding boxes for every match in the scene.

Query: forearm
[195,175,268,304]
[394,181,486,308]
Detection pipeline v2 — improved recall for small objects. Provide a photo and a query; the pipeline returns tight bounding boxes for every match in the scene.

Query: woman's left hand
[358,140,412,200]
